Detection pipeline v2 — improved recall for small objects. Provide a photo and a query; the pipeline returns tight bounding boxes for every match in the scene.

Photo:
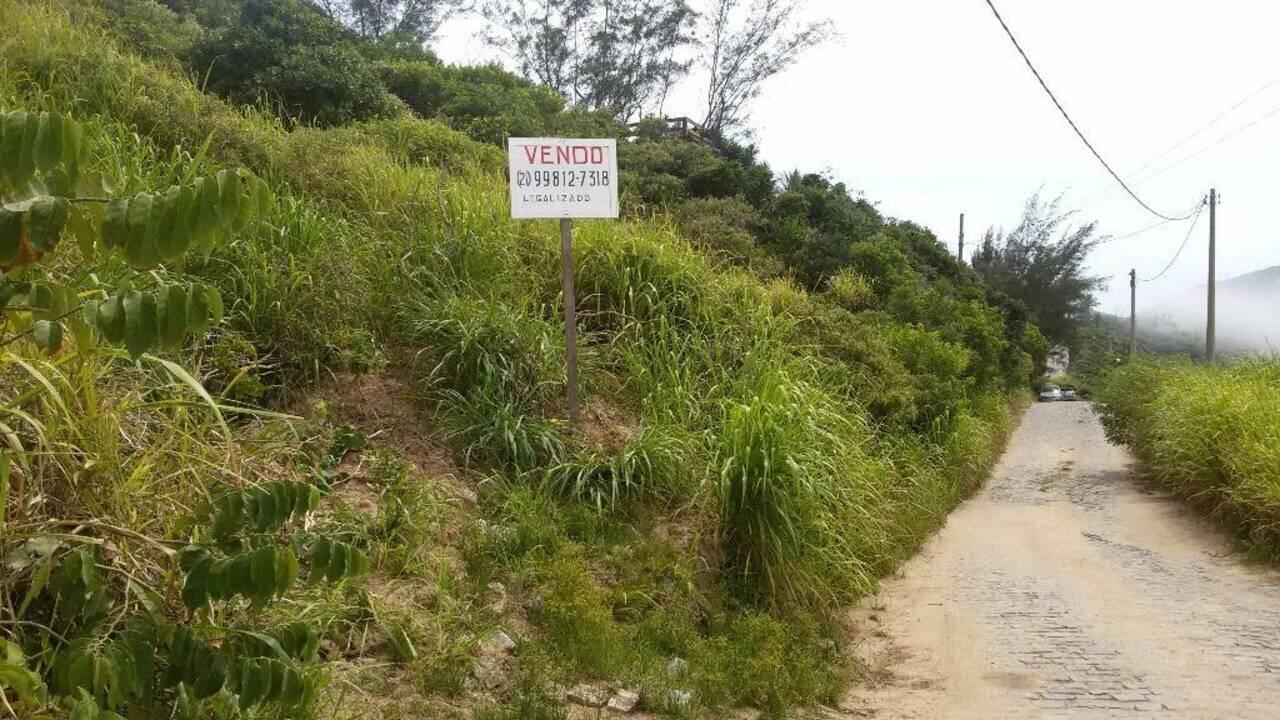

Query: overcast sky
[436,1,1280,314]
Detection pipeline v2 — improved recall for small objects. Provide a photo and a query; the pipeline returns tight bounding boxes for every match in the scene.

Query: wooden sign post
[508,137,620,426]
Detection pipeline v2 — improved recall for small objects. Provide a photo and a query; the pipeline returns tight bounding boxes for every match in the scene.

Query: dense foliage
[971,194,1107,346]
[1,1,1045,718]
[1096,360,1280,554]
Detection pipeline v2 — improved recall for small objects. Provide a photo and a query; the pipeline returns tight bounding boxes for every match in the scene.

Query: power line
[1067,70,1280,209]
[1097,198,1206,245]
[980,0,1199,222]
[1139,199,1207,282]
[1073,99,1280,216]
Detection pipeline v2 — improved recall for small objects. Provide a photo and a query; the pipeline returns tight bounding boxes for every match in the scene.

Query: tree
[479,0,696,120]
[190,0,400,126]
[314,0,464,46]
[970,194,1107,346]
[702,0,831,135]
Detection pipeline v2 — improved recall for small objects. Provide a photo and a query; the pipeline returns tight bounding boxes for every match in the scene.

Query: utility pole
[1129,269,1137,358]
[958,213,965,263]
[1205,188,1217,362]
[560,218,580,426]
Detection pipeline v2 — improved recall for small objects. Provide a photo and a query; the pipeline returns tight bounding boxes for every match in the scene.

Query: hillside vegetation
[1,1,1039,718]
[1097,360,1280,556]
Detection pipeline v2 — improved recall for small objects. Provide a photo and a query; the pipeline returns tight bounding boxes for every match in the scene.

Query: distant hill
[1146,265,1280,354]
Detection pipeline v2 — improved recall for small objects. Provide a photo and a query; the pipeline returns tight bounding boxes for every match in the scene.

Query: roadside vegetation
[1,1,1043,718]
[1097,360,1280,555]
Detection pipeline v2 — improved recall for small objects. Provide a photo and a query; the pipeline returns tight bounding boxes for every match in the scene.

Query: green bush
[190,0,401,126]
[1097,360,1280,550]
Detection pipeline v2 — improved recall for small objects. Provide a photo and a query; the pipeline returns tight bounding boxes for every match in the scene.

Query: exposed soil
[837,402,1280,719]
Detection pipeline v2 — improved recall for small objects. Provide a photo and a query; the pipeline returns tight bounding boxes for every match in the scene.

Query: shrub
[1097,360,1280,550]
[190,0,401,126]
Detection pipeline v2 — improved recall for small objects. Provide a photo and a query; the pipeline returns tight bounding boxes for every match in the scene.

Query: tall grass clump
[715,368,880,606]
[1097,359,1280,549]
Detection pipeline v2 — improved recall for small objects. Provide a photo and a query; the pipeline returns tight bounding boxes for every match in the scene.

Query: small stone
[607,689,639,712]
[567,683,609,708]
[524,593,545,613]
[469,657,506,690]
[666,657,689,678]
[480,631,516,654]
[665,689,692,709]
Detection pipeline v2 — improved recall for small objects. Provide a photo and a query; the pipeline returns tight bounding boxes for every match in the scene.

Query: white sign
[508,137,619,219]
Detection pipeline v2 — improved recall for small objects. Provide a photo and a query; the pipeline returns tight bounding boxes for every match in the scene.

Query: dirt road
[839,401,1280,719]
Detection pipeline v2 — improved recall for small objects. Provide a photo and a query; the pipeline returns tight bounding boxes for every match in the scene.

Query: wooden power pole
[1129,269,1137,357]
[1206,188,1217,362]
[958,213,965,263]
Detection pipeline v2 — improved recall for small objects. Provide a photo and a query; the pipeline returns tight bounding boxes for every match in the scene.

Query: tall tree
[702,0,830,135]
[479,0,696,120]
[314,0,463,44]
[970,194,1107,345]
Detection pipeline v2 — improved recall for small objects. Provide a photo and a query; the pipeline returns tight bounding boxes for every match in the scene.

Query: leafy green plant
[0,108,370,718]
[0,109,269,358]
[542,428,684,509]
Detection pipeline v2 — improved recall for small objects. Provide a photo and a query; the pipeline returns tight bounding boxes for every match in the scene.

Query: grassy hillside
[1096,360,1280,556]
[1,2,1031,718]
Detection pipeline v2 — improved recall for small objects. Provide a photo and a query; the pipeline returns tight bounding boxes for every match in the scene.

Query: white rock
[567,683,609,707]
[480,630,516,654]
[666,657,689,678]
[607,689,640,712]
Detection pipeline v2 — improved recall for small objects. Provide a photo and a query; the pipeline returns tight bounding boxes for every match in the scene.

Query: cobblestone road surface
[838,401,1280,719]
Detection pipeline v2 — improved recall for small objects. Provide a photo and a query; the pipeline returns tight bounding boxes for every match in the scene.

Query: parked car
[1038,385,1062,402]
[1060,386,1079,401]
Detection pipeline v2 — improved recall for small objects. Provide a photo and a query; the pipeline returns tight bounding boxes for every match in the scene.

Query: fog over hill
[1143,266,1280,354]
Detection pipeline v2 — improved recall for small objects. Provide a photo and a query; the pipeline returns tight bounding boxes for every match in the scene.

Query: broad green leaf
[0,208,20,264]
[15,112,38,189]
[33,112,63,173]
[102,199,127,251]
[206,285,224,324]
[32,320,61,353]
[186,283,209,334]
[69,689,97,720]
[153,186,183,262]
[122,291,157,359]
[325,543,348,583]
[192,653,225,700]
[95,295,126,344]
[0,112,31,187]
[254,487,277,533]
[192,175,219,240]
[28,282,55,317]
[61,115,83,178]
[155,285,187,348]
[309,538,331,584]
[28,195,69,253]
[216,169,240,226]
[124,192,157,268]
[275,548,299,595]
[182,556,212,610]
[278,665,304,706]
[171,184,196,257]
[238,659,266,709]
[229,554,253,599]
[270,483,292,527]
[250,547,277,603]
